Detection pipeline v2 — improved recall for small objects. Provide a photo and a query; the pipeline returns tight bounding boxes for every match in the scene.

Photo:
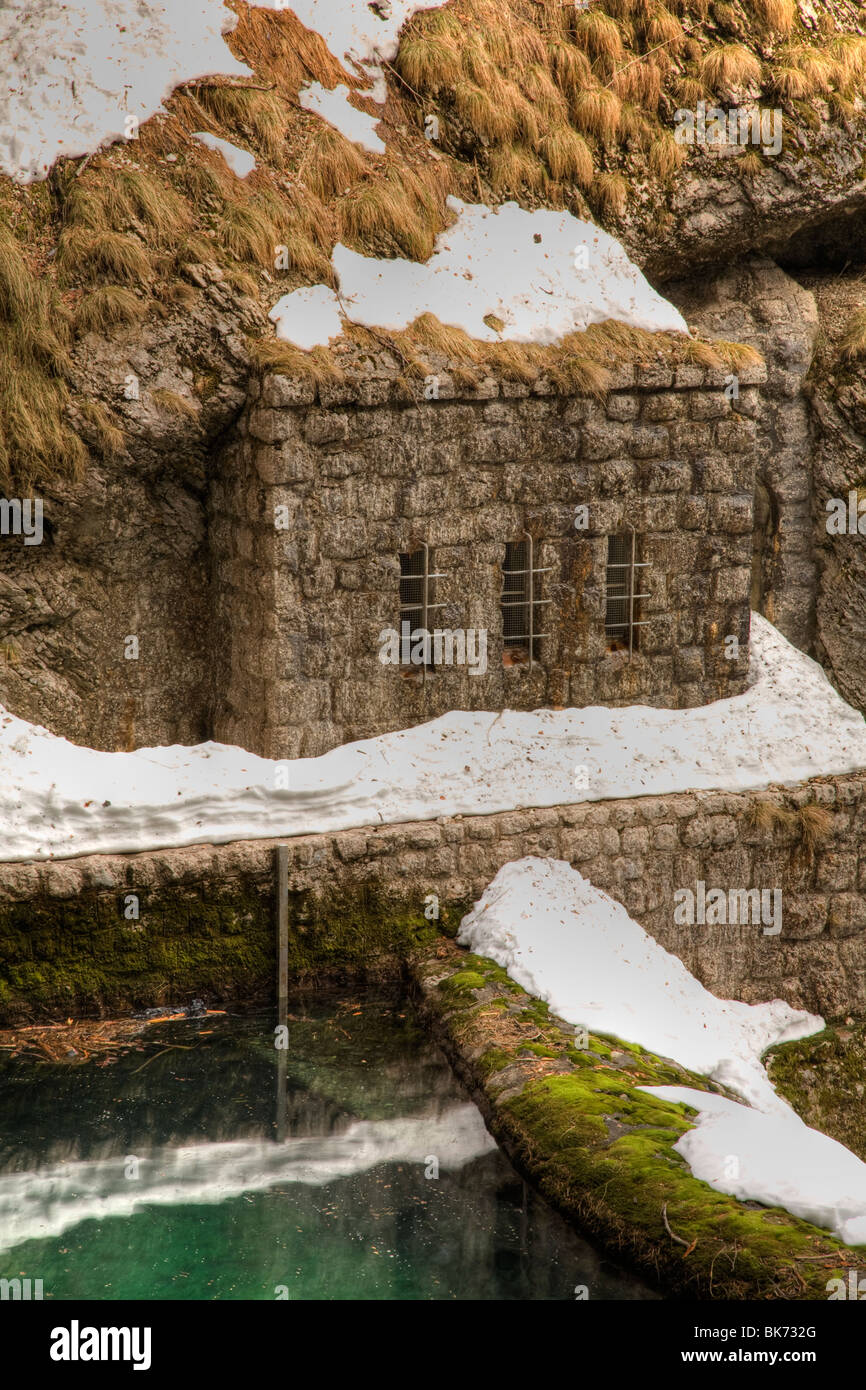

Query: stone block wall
[211,360,763,758]
[1,773,863,1022]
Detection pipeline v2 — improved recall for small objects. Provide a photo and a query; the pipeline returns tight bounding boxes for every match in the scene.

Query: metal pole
[275,845,288,1142]
[525,533,534,672]
[628,525,636,663]
[422,542,429,686]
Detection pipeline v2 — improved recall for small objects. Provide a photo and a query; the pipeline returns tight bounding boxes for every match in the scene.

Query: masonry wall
[1,774,862,1023]
[211,360,763,759]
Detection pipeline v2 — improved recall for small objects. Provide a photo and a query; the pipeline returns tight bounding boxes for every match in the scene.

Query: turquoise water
[0,989,658,1300]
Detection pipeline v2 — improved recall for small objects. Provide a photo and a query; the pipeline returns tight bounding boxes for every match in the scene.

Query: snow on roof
[0,0,249,184]
[269,198,688,348]
[458,855,866,1246]
[0,613,864,863]
[299,82,386,154]
[457,857,819,1115]
[191,131,256,178]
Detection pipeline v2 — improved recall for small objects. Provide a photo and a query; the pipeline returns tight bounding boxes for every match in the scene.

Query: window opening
[604,526,650,658]
[398,543,447,678]
[500,534,552,670]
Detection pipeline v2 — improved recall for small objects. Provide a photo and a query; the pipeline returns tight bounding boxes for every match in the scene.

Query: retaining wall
[1,772,864,1022]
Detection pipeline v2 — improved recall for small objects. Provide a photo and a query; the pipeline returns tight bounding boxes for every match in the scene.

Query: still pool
[0,988,659,1300]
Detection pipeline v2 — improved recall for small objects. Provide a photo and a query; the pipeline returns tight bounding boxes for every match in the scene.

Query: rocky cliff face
[0,265,258,750]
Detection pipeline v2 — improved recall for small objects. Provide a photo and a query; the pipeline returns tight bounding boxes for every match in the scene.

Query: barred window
[399,549,427,633]
[605,529,650,656]
[398,544,447,672]
[500,535,552,669]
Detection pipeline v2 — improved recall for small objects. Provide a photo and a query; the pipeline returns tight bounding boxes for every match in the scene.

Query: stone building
[211,355,764,759]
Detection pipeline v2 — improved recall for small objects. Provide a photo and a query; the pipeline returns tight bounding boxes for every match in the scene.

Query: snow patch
[191,131,256,177]
[270,198,688,347]
[641,1087,866,1247]
[0,614,865,863]
[299,82,386,153]
[457,857,820,1115]
[457,855,866,1246]
[268,283,345,348]
[260,1,441,71]
[0,0,249,183]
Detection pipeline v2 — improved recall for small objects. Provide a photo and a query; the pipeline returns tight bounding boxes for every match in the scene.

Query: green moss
[480,1046,512,1076]
[441,969,488,997]
[767,1020,866,1161]
[413,943,866,1300]
[0,877,454,1022]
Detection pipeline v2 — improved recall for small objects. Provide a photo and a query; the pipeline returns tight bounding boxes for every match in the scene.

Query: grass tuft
[572,86,622,143]
[73,286,145,335]
[57,228,152,286]
[700,44,762,95]
[840,307,866,362]
[151,388,200,419]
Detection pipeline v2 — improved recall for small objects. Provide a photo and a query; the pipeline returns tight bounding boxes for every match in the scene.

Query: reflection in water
[0,1107,496,1252]
[0,988,660,1301]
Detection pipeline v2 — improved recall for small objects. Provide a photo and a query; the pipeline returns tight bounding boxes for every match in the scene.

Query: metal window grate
[398,543,447,678]
[604,527,650,659]
[501,534,553,671]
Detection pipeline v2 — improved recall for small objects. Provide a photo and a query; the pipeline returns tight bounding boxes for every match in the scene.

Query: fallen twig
[662,1202,697,1255]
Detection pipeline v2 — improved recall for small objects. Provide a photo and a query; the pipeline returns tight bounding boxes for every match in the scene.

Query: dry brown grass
[592,170,628,218]
[775,44,836,97]
[65,166,193,247]
[620,102,656,148]
[0,223,87,489]
[405,312,482,362]
[540,127,594,186]
[57,228,152,286]
[151,388,200,419]
[217,196,283,266]
[250,337,345,386]
[520,63,569,123]
[638,2,686,51]
[700,44,762,95]
[798,803,834,853]
[681,338,724,368]
[713,340,764,369]
[745,800,799,835]
[831,35,866,85]
[572,86,622,143]
[73,286,145,335]
[453,81,521,144]
[649,130,686,179]
[768,64,813,101]
[77,399,125,458]
[337,164,446,261]
[301,125,370,201]
[675,75,707,108]
[573,10,625,69]
[225,1,351,97]
[738,149,764,177]
[750,0,796,36]
[547,38,593,100]
[840,307,866,362]
[193,84,290,165]
[613,58,663,111]
[488,144,548,195]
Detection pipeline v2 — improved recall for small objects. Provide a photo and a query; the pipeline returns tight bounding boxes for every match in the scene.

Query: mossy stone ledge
[409,939,866,1301]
